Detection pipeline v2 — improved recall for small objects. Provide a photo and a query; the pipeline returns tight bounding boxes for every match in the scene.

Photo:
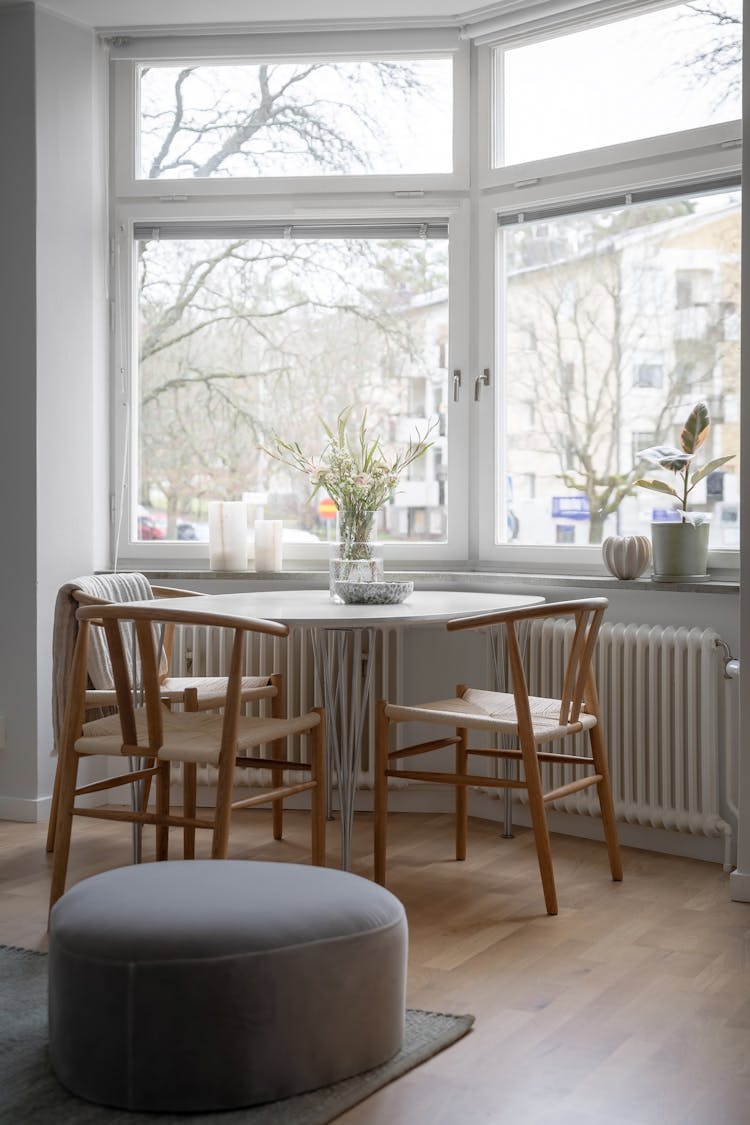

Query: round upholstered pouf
[48,860,408,1112]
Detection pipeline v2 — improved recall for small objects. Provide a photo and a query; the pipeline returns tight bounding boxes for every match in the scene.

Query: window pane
[135,234,449,543]
[501,190,740,548]
[500,1,741,166]
[139,58,453,179]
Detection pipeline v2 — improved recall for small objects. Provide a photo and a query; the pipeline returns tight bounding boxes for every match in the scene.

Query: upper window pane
[499,1,741,167]
[138,58,453,179]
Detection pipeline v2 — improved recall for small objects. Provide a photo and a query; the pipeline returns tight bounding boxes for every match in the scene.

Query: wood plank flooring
[2,809,749,1124]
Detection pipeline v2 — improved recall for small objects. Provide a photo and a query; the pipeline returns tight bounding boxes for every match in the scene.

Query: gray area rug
[0,945,473,1124]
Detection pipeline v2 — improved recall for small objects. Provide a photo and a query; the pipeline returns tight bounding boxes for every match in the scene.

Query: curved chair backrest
[447,598,608,725]
[76,602,289,758]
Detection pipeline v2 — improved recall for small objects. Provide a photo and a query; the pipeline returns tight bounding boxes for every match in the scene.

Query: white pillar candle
[254,520,283,572]
[208,502,248,570]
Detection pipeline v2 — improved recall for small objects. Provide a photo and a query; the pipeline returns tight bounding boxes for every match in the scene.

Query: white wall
[0,3,41,820]
[0,3,106,820]
[729,8,750,901]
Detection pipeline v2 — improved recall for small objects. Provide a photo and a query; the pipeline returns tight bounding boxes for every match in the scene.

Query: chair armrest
[151,585,203,598]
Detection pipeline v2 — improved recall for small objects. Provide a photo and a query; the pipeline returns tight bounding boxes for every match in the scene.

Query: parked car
[137,510,164,540]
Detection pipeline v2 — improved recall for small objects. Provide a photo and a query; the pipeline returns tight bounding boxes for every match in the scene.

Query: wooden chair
[50,601,326,909]
[374,598,622,915]
[47,579,282,856]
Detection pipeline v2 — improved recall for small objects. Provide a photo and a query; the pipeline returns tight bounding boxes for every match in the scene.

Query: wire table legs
[311,626,377,872]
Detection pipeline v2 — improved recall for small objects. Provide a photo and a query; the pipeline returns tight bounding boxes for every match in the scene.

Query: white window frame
[110,30,471,565]
[111,29,469,196]
[109,6,741,574]
[474,4,742,572]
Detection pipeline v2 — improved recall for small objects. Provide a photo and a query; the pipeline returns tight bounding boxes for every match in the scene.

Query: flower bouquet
[264,406,435,592]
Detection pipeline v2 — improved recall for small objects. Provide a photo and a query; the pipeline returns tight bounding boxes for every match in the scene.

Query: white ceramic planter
[601,535,652,580]
[650,521,710,582]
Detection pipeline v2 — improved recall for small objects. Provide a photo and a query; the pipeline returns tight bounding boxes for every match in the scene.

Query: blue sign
[551,495,590,521]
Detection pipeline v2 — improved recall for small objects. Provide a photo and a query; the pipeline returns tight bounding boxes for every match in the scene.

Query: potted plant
[263,406,435,597]
[635,401,735,582]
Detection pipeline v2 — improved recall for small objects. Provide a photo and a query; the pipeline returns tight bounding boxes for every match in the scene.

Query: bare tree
[683,3,741,107]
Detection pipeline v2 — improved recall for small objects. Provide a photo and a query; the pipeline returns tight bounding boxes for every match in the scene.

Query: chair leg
[211,744,237,860]
[520,735,558,916]
[588,722,623,882]
[310,709,326,867]
[456,726,468,861]
[183,762,197,859]
[271,675,285,841]
[49,747,81,912]
[374,701,390,885]
[155,758,170,861]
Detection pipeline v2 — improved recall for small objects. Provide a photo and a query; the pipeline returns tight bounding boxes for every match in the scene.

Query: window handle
[452,369,462,402]
[474,368,490,401]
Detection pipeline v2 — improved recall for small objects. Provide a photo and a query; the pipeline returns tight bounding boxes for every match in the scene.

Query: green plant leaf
[635,444,693,472]
[680,402,710,454]
[634,478,680,498]
[689,454,736,488]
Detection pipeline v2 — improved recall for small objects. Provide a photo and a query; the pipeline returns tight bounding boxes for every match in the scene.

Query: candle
[208,502,248,570]
[254,520,283,572]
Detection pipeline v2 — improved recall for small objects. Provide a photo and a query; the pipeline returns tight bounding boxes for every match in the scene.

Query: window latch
[452,369,462,402]
[474,368,490,401]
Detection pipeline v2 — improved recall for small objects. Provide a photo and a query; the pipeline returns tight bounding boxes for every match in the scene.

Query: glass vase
[329,509,384,601]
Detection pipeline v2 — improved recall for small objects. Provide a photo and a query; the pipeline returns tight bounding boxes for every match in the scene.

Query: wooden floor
[2,809,750,1124]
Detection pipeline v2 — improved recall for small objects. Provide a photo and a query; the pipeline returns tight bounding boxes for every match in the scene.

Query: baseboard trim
[176,781,729,866]
[729,869,750,901]
[0,795,52,824]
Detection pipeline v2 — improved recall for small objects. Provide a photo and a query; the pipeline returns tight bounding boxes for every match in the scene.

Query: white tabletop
[146,588,544,629]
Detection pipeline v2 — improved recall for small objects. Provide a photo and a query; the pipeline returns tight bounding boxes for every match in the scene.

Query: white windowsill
[126,567,739,596]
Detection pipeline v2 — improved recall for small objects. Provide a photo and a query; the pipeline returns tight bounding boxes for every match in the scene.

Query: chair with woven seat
[50,600,326,909]
[47,574,283,857]
[374,597,622,915]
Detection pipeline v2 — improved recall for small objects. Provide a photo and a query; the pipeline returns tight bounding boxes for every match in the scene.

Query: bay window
[111,3,741,572]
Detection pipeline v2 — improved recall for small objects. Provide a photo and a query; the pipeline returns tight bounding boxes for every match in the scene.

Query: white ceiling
[9,0,497,33]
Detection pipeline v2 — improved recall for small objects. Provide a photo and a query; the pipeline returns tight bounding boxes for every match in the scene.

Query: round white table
[148,589,544,868]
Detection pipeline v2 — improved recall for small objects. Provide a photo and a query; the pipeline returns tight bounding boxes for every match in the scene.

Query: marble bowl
[333,580,414,606]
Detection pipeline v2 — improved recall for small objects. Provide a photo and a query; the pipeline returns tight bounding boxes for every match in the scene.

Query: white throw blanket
[51,572,156,754]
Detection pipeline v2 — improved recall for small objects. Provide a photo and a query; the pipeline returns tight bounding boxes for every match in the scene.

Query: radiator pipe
[716,639,739,680]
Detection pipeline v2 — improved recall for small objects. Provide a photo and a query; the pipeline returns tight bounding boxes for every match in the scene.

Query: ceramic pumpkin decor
[601,535,652,580]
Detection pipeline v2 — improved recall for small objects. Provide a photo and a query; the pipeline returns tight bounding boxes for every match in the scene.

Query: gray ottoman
[48,860,408,1112]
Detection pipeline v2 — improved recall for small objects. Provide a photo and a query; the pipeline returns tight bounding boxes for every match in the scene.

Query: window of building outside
[112,2,741,570]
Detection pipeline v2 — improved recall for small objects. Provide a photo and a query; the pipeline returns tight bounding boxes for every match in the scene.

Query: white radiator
[169,618,737,857]
[169,623,400,789]
[499,620,737,856]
